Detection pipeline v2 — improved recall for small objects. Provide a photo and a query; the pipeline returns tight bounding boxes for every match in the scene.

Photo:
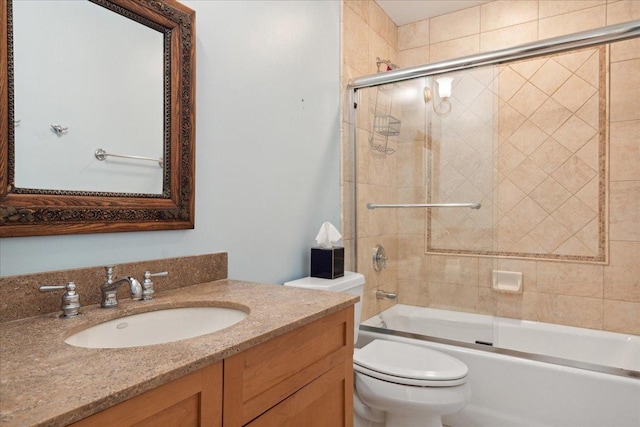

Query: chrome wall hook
[50,124,69,135]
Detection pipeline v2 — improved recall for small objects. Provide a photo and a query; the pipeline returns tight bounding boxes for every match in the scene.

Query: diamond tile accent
[575,136,599,170]
[508,196,547,232]
[468,89,497,125]
[529,216,572,252]
[575,94,599,128]
[510,57,547,80]
[497,178,527,213]
[498,103,528,139]
[529,98,572,134]
[575,218,600,254]
[497,142,526,173]
[509,82,548,117]
[473,66,497,86]
[552,115,597,153]
[552,74,597,113]
[468,165,494,196]
[509,158,549,194]
[434,163,462,200]
[529,137,573,174]
[453,74,485,107]
[530,59,572,95]
[530,176,572,213]
[449,216,487,249]
[552,196,597,234]
[575,51,599,87]
[575,176,600,213]
[427,47,604,262]
[496,215,527,251]
[496,67,527,101]
[433,206,466,229]
[511,234,546,254]
[551,155,597,193]
[452,113,494,157]
[554,49,593,72]
[508,120,549,156]
[430,218,459,250]
[554,237,595,257]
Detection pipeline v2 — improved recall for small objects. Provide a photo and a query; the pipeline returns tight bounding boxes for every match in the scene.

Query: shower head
[376,57,399,72]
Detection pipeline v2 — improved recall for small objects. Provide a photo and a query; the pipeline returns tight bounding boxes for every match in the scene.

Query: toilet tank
[284,271,365,343]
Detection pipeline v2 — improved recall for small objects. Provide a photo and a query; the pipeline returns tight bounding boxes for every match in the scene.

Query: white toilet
[284,272,470,427]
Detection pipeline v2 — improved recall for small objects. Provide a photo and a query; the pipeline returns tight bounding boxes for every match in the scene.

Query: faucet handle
[104,265,115,281]
[141,270,168,301]
[39,282,81,318]
[145,270,168,278]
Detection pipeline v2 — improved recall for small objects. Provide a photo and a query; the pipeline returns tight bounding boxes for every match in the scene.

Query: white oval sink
[65,306,248,349]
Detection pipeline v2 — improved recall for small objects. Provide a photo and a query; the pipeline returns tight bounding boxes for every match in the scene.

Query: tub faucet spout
[100,266,142,308]
[376,290,397,300]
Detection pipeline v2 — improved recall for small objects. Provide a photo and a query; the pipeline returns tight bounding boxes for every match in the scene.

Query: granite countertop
[0,279,358,427]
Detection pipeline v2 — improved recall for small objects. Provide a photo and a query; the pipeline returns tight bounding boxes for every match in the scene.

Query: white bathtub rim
[358,324,640,379]
[358,328,640,427]
[362,304,639,373]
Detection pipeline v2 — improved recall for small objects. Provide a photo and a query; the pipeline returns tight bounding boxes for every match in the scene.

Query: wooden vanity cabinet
[223,307,354,427]
[70,306,354,427]
[70,361,223,427]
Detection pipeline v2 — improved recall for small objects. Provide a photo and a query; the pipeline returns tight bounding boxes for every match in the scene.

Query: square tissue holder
[492,270,523,293]
[311,246,344,280]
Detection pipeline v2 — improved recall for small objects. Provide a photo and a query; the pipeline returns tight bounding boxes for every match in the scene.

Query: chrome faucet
[100,266,142,308]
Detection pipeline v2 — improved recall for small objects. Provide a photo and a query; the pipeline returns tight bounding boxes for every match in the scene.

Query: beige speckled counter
[0,279,358,427]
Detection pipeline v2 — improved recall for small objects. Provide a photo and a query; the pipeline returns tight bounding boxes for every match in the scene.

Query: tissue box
[311,246,344,279]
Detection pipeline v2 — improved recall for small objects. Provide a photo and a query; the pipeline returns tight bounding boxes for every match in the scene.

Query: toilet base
[355,371,470,427]
[385,412,443,427]
[354,381,385,427]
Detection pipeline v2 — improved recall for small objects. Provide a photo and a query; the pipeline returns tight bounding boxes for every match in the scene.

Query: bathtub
[358,304,640,427]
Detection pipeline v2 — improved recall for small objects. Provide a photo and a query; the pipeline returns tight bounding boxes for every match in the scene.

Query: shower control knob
[373,244,387,271]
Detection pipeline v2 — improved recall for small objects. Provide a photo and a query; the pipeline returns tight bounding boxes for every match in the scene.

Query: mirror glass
[13,0,164,194]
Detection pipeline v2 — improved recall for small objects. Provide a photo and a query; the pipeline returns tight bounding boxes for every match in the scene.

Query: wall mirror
[0,0,196,237]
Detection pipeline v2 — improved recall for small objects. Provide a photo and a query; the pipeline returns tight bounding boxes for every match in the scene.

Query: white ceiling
[376,0,491,26]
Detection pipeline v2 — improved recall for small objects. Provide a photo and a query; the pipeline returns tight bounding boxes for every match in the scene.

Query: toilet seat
[354,339,468,387]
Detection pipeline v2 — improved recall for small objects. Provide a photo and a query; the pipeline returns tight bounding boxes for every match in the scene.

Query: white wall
[0,0,342,285]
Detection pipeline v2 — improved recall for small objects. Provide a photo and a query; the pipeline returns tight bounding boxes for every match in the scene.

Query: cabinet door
[245,363,352,427]
[223,307,354,426]
[70,362,222,427]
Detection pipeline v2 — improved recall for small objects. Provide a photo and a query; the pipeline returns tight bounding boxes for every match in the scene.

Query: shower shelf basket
[374,114,401,136]
[369,82,402,155]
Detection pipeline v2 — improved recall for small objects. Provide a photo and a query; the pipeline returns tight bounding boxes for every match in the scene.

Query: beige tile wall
[341,1,399,321]
[342,0,640,335]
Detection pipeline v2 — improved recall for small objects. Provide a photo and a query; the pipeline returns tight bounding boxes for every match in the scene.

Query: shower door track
[359,324,640,379]
[366,202,481,210]
[348,20,640,89]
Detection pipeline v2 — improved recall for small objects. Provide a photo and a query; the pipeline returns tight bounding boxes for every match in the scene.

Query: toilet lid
[354,339,468,381]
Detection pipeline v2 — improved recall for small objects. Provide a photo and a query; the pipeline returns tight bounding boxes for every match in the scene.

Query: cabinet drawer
[224,306,353,426]
[246,363,351,427]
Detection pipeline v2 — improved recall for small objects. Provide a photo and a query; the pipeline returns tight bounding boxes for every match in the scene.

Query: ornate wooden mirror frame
[0,0,195,237]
